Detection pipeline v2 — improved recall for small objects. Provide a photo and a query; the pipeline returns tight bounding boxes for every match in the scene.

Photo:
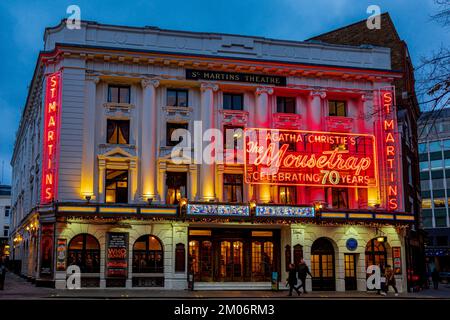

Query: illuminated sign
[40,71,61,204]
[244,128,378,188]
[187,204,250,217]
[186,69,286,86]
[380,88,400,211]
[255,205,314,218]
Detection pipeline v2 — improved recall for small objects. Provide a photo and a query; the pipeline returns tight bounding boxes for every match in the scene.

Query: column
[80,75,99,199]
[141,79,160,202]
[199,83,218,201]
[216,164,224,202]
[158,161,167,203]
[98,159,106,203]
[129,159,138,203]
[188,164,198,200]
[309,90,327,204]
[255,87,273,202]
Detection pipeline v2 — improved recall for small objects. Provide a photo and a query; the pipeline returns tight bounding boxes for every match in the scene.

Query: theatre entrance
[188,228,280,282]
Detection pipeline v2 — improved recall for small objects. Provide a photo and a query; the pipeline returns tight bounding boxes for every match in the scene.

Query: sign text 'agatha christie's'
[186,69,286,86]
[244,128,378,188]
[41,72,61,204]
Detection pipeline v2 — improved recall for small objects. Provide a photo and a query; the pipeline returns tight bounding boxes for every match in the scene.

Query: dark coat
[431,270,440,282]
[288,268,298,286]
[297,263,312,279]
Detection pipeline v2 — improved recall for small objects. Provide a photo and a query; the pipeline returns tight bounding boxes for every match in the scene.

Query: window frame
[223,174,244,203]
[108,85,131,104]
[223,93,244,111]
[328,100,347,117]
[166,89,189,107]
[276,96,296,114]
[106,119,130,145]
[105,169,129,204]
[166,122,188,147]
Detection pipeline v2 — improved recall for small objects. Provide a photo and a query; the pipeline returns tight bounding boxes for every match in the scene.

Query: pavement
[1,271,450,300]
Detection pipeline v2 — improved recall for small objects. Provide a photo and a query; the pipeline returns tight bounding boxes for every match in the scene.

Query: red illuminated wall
[40,71,61,204]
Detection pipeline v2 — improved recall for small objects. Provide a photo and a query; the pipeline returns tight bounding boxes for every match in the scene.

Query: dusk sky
[0,0,448,185]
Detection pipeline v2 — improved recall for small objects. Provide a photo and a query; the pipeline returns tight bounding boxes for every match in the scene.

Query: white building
[10,20,414,291]
[0,185,11,259]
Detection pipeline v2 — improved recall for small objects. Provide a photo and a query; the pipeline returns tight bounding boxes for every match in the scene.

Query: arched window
[67,234,100,273]
[311,237,335,291]
[133,235,164,273]
[365,238,387,270]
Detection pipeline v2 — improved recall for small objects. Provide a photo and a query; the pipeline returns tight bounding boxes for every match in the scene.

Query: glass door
[344,253,357,291]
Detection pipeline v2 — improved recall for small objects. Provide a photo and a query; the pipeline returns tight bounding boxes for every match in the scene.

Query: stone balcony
[325,116,354,132]
[272,113,302,129]
[219,109,249,126]
[162,106,193,121]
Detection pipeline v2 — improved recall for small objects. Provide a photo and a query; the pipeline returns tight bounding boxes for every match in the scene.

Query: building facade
[0,185,11,260]
[418,108,450,275]
[10,20,414,291]
[309,12,425,289]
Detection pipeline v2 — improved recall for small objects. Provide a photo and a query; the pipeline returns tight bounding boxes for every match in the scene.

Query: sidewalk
[2,272,450,300]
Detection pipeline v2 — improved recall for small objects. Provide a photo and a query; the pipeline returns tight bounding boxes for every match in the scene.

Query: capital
[86,75,100,84]
[256,87,274,96]
[141,78,160,88]
[310,90,326,99]
[200,83,219,92]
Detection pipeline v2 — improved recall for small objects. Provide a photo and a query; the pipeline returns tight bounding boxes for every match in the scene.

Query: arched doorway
[67,233,100,273]
[365,238,387,270]
[311,237,336,291]
[132,235,164,287]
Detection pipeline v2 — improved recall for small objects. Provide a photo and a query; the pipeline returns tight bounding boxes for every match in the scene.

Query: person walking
[296,258,312,294]
[287,263,300,296]
[431,268,440,290]
[383,265,398,296]
[0,258,6,290]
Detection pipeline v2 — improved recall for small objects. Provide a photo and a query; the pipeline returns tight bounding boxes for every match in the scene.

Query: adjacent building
[10,19,414,291]
[0,185,11,259]
[308,12,425,289]
[418,108,450,275]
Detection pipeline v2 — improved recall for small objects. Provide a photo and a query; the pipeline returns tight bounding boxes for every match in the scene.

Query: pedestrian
[287,263,300,296]
[378,265,386,295]
[0,258,6,290]
[295,258,312,294]
[431,268,440,290]
[383,265,398,296]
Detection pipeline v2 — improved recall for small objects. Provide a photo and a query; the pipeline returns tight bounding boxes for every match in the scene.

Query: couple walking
[287,258,312,296]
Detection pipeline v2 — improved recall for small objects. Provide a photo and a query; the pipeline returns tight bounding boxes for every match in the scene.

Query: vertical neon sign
[380,87,399,211]
[41,71,61,204]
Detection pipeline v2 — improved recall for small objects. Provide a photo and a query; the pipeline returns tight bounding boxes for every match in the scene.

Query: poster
[106,232,129,278]
[39,224,54,277]
[392,247,402,274]
[56,238,67,271]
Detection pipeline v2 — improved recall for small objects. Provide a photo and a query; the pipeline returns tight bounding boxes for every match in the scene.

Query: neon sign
[40,71,61,204]
[187,204,250,217]
[380,88,400,210]
[255,205,314,218]
[244,128,378,188]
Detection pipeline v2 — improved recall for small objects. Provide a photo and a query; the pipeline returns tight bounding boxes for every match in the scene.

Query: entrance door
[218,241,243,281]
[311,238,335,291]
[344,254,357,291]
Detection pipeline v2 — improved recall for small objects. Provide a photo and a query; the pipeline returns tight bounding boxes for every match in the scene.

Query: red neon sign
[40,71,61,204]
[244,128,378,188]
[380,88,400,211]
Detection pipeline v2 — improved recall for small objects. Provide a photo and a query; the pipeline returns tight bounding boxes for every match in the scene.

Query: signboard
[39,224,54,277]
[56,238,67,271]
[186,69,286,86]
[41,71,62,204]
[106,232,129,278]
[244,128,378,188]
[379,87,401,211]
[255,206,314,218]
[346,238,358,251]
[392,247,402,275]
[187,204,250,217]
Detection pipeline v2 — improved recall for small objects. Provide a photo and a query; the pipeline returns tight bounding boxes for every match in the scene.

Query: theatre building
[10,20,415,291]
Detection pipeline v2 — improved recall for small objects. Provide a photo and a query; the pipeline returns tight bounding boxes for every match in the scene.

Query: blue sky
[0,0,448,185]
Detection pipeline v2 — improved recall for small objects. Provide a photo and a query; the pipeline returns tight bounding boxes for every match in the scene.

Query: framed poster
[39,224,55,277]
[392,247,402,274]
[56,238,67,271]
[106,232,129,278]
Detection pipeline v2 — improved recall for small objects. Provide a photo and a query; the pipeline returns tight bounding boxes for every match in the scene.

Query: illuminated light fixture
[377,236,387,243]
[249,200,256,209]
[179,198,188,208]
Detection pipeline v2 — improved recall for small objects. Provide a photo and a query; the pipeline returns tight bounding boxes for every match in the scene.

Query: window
[276,97,296,113]
[67,234,101,273]
[430,159,443,170]
[330,188,349,208]
[3,226,9,237]
[429,141,441,153]
[421,198,432,209]
[422,209,433,228]
[223,93,243,110]
[167,89,188,107]
[108,85,130,103]
[166,122,188,146]
[434,208,448,227]
[419,143,427,154]
[133,235,164,273]
[175,243,186,272]
[105,170,128,203]
[279,186,296,205]
[107,119,130,144]
[433,198,446,207]
[223,174,243,203]
[4,206,10,217]
[224,126,244,150]
[444,139,450,151]
[328,100,347,117]
[420,161,429,172]
[166,172,187,205]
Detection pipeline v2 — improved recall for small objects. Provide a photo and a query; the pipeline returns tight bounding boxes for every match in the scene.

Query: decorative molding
[103,102,135,114]
[325,116,354,132]
[273,113,302,129]
[162,106,193,120]
[310,90,327,99]
[255,86,274,95]
[141,78,160,88]
[200,83,219,92]
[219,109,249,126]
